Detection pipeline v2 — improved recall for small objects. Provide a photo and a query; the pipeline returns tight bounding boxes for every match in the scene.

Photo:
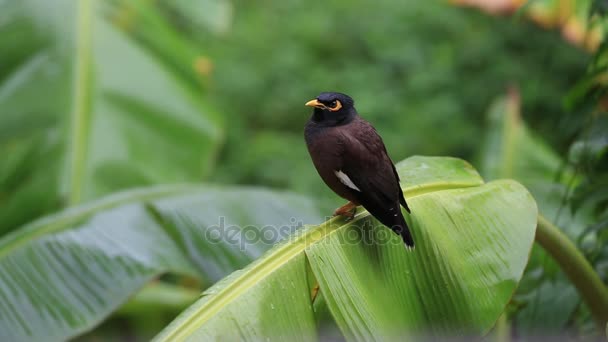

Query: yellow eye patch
[328,100,342,112]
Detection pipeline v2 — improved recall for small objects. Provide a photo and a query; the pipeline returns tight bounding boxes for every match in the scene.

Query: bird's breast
[304,122,356,201]
[304,123,342,163]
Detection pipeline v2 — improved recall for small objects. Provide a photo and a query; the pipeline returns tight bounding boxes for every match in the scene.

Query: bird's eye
[327,100,342,112]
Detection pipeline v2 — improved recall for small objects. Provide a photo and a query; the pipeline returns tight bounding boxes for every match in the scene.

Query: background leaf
[0,185,323,341]
[0,0,223,234]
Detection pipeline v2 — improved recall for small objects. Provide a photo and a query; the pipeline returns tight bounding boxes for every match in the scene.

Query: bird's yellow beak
[305,99,325,109]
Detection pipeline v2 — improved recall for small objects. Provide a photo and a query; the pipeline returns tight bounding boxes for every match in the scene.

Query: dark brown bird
[304,92,414,247]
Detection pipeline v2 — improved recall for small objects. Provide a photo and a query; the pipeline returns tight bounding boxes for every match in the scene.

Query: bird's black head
[305,92,357,126]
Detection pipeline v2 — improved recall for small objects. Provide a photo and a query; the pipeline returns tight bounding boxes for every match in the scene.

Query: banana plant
[153,156,539,341]
[0,185,324,341]
[154,149,608,340]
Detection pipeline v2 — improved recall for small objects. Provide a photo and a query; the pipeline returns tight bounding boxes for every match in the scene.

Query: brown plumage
[304,92,414,247]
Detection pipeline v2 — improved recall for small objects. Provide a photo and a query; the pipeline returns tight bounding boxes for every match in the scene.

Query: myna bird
[304,92,414,247]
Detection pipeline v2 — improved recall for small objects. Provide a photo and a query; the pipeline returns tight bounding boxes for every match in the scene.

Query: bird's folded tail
[358,198,415,248]
[392,212,414,248]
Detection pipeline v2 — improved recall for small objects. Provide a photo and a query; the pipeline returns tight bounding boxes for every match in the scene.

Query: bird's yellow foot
[333,201,358,220]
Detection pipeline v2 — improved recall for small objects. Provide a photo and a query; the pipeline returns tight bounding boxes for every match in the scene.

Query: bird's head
[305,92,356,126]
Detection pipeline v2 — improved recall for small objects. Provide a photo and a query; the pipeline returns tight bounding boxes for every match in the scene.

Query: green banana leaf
[477,91,591,332]
[155,156,538,341]
[0,185,323,341]
[0,0,222,234]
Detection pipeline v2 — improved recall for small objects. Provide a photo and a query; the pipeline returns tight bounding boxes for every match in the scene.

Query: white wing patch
[335,170,361,192]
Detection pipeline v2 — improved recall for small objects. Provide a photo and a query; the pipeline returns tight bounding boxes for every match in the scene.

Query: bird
[304,92,414,247]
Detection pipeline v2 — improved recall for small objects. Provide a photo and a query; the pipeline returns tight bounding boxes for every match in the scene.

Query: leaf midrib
[158,180,483,341]
[67,0,93,205]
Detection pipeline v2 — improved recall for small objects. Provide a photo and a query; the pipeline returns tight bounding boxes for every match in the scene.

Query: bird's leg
[333,201,358,220]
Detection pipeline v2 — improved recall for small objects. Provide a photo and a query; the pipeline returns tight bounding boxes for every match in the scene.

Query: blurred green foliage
[200,1,587,206]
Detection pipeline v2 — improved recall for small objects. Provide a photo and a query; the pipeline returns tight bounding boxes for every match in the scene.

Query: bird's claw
[333,201,358,221]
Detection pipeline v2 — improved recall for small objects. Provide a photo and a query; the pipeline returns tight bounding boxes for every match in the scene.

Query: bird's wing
[337,122,403,210]
[392,162,410,213]
[335,120,414,246]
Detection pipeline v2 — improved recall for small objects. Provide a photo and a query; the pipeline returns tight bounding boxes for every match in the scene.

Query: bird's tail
[392,212,414,248]
[359,199,415,248]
